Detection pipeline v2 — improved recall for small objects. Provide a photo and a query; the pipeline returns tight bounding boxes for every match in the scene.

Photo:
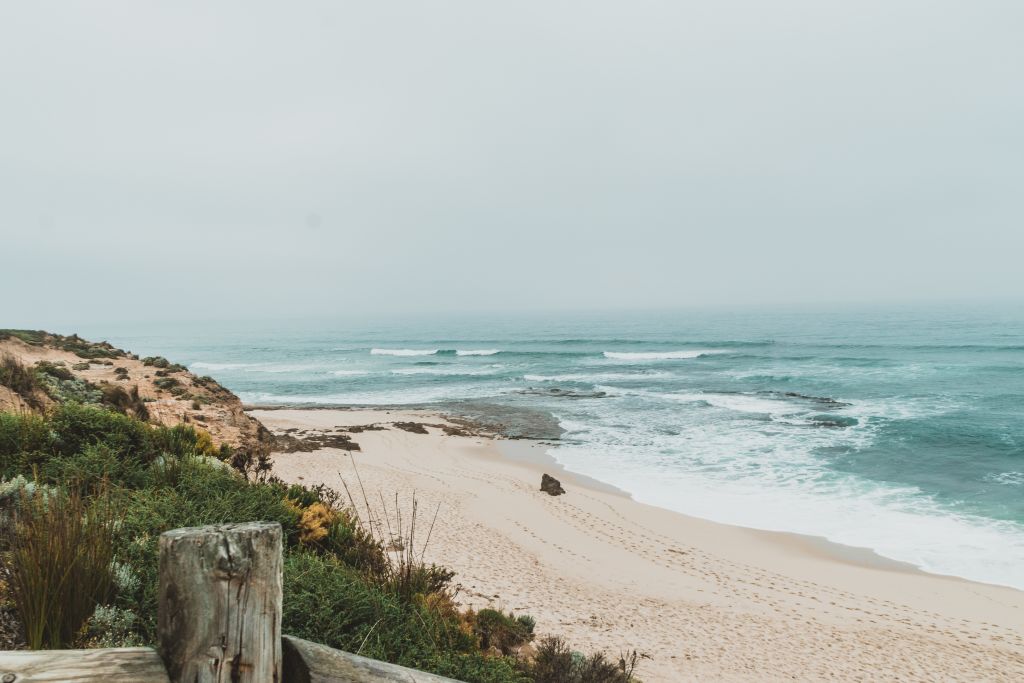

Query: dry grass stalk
[338,457,448,603]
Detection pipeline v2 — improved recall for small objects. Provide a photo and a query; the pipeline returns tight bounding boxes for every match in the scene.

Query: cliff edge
[0,329,272,461]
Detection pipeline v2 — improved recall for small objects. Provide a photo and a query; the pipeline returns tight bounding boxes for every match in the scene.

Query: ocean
[79,304,1024,589]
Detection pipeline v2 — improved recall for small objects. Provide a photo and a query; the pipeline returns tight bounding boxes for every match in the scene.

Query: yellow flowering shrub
[193,429,217,457]
[298,502,337,545]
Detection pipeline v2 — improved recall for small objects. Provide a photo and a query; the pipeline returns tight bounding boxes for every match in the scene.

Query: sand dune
[256,408,1024,682]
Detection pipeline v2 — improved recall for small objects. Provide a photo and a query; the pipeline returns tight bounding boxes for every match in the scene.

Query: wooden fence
[0,521,460,682]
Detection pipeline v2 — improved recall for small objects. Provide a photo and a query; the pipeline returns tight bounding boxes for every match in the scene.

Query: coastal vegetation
[0,331,641,682]
[0,330,124,360]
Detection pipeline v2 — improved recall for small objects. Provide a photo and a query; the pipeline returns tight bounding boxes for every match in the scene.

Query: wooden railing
[0,522,460,682]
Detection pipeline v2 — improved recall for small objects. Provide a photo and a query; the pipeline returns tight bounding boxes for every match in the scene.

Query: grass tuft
[5,485,119,649]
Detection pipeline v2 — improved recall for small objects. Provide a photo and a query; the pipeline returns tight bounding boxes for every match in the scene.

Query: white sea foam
[524,371,671,383]
[547,398,1024,590]
[986,471,1024,486]
[456,349,500,356]
[666,392,805,415]
[603,350,726,360]
[370,348,439,356]
[190,361,323,373]
[330,370,368,377]
[391,366,499,377]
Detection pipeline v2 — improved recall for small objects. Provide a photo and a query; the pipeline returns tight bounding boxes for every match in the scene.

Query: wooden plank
[0,647,170,682]
[282,635,464,683]
[157,522,283,683]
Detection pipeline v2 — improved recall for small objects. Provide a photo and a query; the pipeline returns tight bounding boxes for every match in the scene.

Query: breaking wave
[603,350,727,360]
[370,348,439,356]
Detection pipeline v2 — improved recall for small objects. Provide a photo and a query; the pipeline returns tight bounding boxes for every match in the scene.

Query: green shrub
[48,403,153,464]
[111,458,303,641]
[427,652,528,683]
[284,482,338,508]
[99,384,149,421]
[34,361,73,382]
[474,609,535,655]
[525,637,641,683]
[0,329,47,345]
[41,443,146,493]
[192,375,223,391]
[0,331,123,359]
[0,353,44,409]
[0,407,233,487]
[0,412,52,478]
[153,377,179,391]
[321,512,389,575]
[148,423,222,461]
[0,475,58,528]
[34,369,102,405]
[55,335,122,359]
[141,357,170,369]
[76,605,142,648]
[283,552,507,678]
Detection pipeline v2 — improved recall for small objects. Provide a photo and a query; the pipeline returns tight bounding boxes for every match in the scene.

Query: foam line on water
[391,366,501,376]
[603,350,727,360]
[370,348,439,356]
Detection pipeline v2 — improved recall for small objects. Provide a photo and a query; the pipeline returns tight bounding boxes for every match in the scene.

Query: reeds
[338,457,450,602]
[6,484,119,649]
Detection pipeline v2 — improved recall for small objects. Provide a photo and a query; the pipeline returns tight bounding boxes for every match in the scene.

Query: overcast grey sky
[2,1,1022,325]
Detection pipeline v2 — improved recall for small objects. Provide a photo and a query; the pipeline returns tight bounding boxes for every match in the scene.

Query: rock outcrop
[0,329,273,458]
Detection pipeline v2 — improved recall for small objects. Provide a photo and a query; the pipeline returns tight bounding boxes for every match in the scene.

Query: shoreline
[253,407,1024,681]
[493,438,928,579]
[247,403,997,586]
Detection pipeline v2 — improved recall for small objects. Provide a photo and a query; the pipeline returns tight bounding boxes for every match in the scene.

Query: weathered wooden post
[158,522,283,683]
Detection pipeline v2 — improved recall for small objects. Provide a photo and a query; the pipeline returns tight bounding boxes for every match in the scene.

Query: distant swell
[456,349,500,356]
[370,348,439,356]
[603,350,726,360]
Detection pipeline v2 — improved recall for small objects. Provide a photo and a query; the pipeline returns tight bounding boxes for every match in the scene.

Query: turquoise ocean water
[80,305,1024,589]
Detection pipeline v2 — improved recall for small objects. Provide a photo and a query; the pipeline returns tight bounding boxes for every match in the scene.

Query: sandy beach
[253,408,1024,682]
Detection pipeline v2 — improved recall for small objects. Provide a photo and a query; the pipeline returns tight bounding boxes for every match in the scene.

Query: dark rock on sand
[541,473,565,496]
[345,424,388,434]
[273,430,360,453]
[393,421,430,434]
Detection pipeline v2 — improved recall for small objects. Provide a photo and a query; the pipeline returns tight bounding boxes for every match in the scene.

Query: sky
[2,1,1023,326]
